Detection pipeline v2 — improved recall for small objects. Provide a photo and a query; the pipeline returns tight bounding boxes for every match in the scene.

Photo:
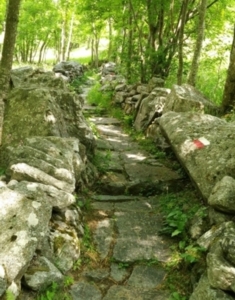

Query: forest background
[0,0,234,109]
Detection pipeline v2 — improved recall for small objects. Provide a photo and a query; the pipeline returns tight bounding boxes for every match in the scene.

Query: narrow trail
[69,89,196,299]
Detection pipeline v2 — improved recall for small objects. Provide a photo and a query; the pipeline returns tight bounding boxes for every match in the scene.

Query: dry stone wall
[0,66,97,298]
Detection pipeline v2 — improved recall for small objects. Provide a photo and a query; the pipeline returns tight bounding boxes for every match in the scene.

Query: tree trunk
[38,39,48,64]
[0,0,22,144]
[177,0,189,85]
[65,13,74,61]
[222,25,235,113]
[187,0,208,86]
[108,17,113,61]
[60,19,66,61]
[127,1,133,82]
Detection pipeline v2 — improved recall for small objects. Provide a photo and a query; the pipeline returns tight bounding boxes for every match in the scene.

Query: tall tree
[177,0,190,85]
[221,24,235,112]
[0,0,22,144]
[187,0,208,86]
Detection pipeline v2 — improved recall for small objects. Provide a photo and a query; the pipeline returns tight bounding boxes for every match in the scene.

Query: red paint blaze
[193,139,205,149]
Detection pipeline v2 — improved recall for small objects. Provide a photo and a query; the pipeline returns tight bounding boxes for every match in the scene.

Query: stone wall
[0,66,97,298]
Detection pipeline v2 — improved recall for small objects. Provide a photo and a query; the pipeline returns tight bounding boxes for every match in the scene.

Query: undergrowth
[159,191,208,299]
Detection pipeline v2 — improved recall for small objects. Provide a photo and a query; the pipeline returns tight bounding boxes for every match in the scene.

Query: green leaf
[171,229,182,237]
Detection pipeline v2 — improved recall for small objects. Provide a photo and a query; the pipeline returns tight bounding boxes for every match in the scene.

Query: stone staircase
[68,102,188,299]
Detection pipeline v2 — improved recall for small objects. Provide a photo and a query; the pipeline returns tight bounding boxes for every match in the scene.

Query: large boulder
[190,273,235,300]
[101,62,116,76]
[134,88,170,131]
[2,71,95,156]
[207,240,235,292]
[53,61,84,81]
[0,184,52,297]
[158,111,235,200]
[208,176,235,214]
[163,84,219,115]
[23,256,63,291]
[10,66,34,88]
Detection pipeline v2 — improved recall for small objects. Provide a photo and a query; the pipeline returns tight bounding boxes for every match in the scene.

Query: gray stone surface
[2,70,95,156]
[127,265,166,289]
[93,219,114,259]
[163,84,218,114]
[89,117,121,125]
[207,240,235,292]
[83,268,109,282]
[97,172,128,195]
[190,273,235,300]
[113,210,171,263]
[134,88,170,131]
[53,61,84,81]
[23,256,63,291]
[208,176,235,213]
[159,111,235,200]
[91,195,140,202]
[110,263,130,282]
[103,285,169,300]
[125,161,181,183]
[70,281,102,300]
[0,184,52,296]
[49,222,80,273]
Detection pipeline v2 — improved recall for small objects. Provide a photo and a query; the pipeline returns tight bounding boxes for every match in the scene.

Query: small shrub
[87,83,113,109]
[37,282,58,300]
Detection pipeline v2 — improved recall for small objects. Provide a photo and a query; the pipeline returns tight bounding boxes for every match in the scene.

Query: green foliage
[159,192,200,239]
[92,150,112,174]
[76,196,92,212]
[179,244,206,264]
[86,83,113,109]
[6,291,15,300]
[36,280,73,300]
[169,292,187,300]
[63,276,74,288]
[73,258,82,271]
[37,282,58,300]
[162,209,188,238]
[117,262,130,269]
[0,167,6,176]
[69,77,87,94]
[82,224,93,250]
[138,138,166,160]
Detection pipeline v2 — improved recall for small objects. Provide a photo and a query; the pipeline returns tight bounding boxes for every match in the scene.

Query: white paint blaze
[27,212,39,227]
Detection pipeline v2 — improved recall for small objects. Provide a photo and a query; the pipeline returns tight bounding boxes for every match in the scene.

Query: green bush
[86,83,113,109]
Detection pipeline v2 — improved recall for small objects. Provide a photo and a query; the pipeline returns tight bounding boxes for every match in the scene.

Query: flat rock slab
[82,268,110,282]
[121,150,148,163]
[89,117,121,125]
[114,198,160,212]
[110,263,130,282]
[96,124,129,137]
[105,136,133,151]
[96,138,114,151]
[103,285,170,300]
[159,111,235,200]
[95,150,123,172]
[82,105,105,114]
[70,281,102,300]
[92,197,160,213]
[97,172,128,195]
[125,162,181,182]
[91,195,141,202]
[93,219,114,259]
[113,211,172,263]
[127,265,166,289]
